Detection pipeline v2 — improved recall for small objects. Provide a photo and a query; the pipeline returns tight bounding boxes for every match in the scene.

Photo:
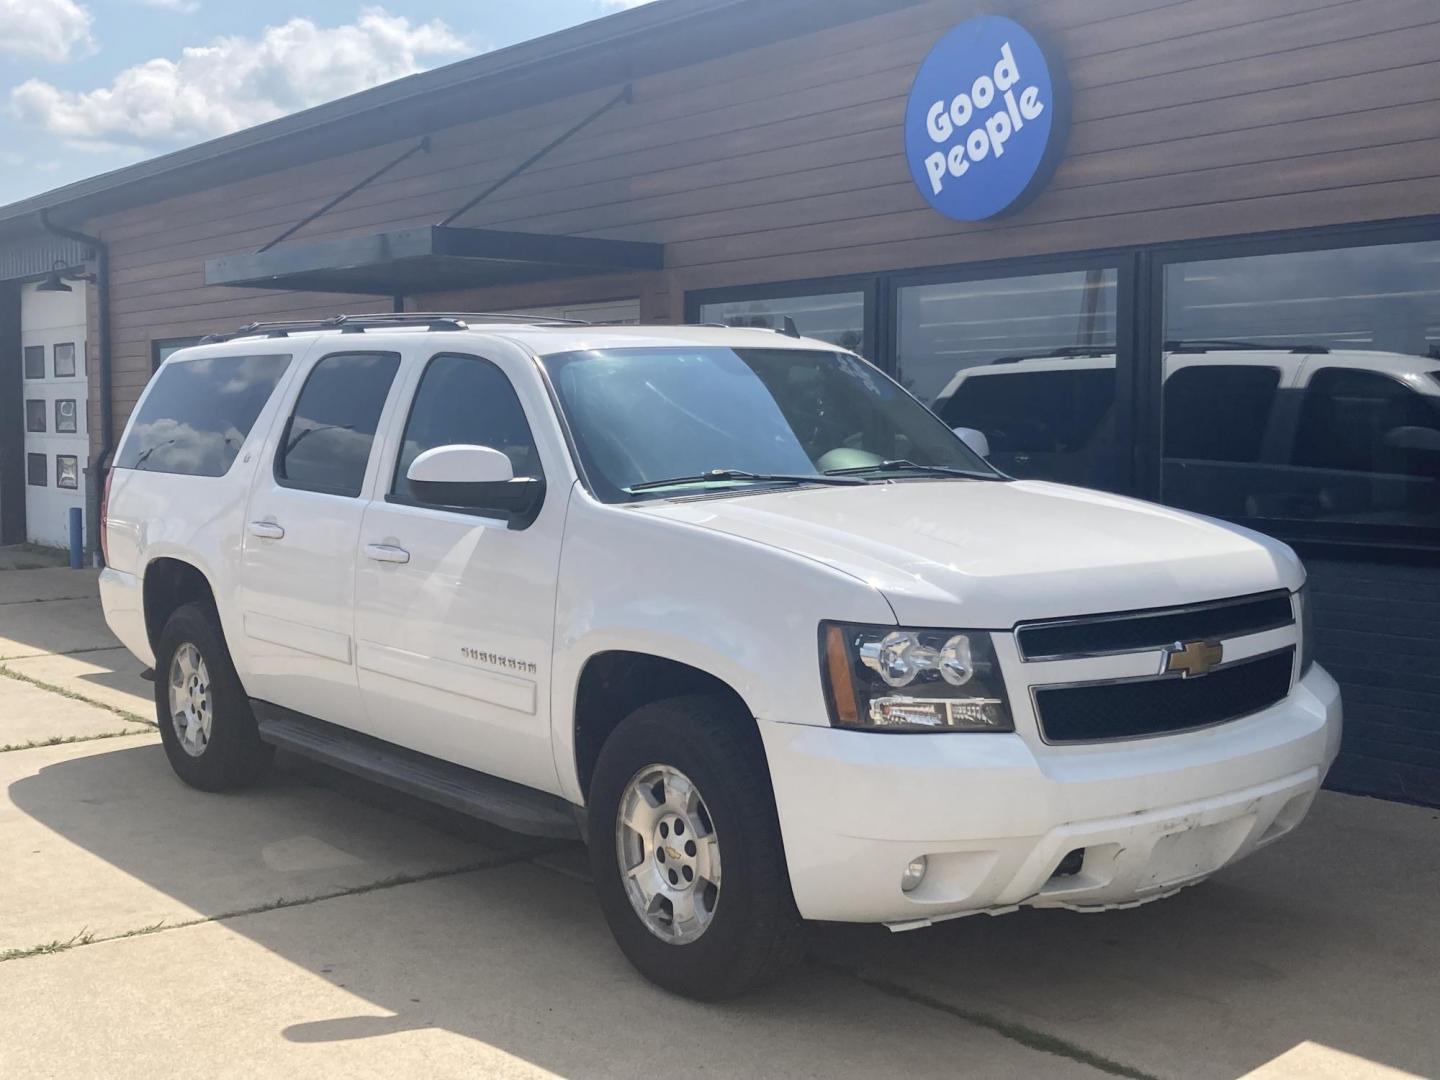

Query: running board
[252,702,579,840]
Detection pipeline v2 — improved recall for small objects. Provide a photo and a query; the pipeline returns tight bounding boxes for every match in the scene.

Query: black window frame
[274,350,401,499]
[684,213,1440,558]
[26,453,47,487]
[25,399,47,433]
[54,399,79,434]
[55,455,79,490]
[23,345,45,380]
[1144,216,1440,557]
[386,351,547,527]
[151,336,205,372]
[53,342,78,378]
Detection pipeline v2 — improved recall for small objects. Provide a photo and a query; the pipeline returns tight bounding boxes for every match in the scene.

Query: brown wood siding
[83,0,1440,434]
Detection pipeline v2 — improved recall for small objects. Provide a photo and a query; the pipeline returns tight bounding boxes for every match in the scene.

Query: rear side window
[1164,365,1281,463]
[116,353,291,476]
[275,352,400,497]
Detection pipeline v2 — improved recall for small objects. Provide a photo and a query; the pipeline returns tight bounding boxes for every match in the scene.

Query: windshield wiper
[824,460,1002,480]
[626,468,867,494]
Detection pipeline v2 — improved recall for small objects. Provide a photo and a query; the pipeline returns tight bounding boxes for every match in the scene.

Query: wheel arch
[142,556,219,651]
[570,650,764,804]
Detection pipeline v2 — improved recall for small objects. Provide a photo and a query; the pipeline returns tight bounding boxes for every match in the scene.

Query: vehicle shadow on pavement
[8,742,1439,1080]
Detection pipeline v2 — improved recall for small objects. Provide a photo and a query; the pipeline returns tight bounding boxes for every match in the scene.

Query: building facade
[1,0,1437,804]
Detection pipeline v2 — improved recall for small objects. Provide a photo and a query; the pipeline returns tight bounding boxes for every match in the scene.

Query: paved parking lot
[1,564,1436,1079]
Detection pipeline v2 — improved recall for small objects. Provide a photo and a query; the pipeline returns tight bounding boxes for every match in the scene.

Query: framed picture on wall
[54,342,77,378]
[25,400,46,432]
[56,455,79,490]
[55,399,78,434]
[24,346,45,379]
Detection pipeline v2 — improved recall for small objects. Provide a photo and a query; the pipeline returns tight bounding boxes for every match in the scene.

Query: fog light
[901,855,928,893]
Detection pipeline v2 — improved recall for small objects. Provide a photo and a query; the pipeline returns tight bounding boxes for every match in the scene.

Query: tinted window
[393,353,542,506]
[116,353,291,476]
[941,369,1115,453]
[1164,365,1280,463]
[1294,368,1440,477]
[1161,240,1440,529]
[899,268,1119,490]
[25,400,46,432]
[276,352,399,497]
[24,346,44,379]
[26,453,46,486]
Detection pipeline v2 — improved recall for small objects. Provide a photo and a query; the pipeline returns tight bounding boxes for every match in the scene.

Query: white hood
[634,479,1303,628]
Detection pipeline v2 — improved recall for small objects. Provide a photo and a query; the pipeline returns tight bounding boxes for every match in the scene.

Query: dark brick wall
[1308,558,1440,808]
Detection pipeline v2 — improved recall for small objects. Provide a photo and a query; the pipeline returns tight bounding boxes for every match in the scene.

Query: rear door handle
[248,521,285,540]
[365,543,410,565]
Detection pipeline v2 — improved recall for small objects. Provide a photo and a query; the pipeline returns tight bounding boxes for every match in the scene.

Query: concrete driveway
[0,567,1436,1079]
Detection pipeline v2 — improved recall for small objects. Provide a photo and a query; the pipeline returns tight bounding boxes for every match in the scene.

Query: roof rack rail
[199,310,591,343]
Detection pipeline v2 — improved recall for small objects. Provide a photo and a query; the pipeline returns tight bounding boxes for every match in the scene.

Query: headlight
[1295,586,1315,677]
[820,622,1013,732]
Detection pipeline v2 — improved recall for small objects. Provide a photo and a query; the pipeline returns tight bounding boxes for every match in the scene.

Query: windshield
[541,346,997,501]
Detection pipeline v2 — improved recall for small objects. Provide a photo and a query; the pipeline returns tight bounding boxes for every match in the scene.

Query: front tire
[588,695,804,999]
[154,602,271,791]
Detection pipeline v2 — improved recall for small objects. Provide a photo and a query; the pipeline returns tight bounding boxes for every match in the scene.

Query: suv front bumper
[759,664,1341,926]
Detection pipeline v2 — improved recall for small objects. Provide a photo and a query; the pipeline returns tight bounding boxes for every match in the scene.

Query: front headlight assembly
[820,622,1013,733]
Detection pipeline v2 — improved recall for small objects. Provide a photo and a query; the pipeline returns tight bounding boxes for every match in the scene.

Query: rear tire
[588,694,805,999]
[154,602,271,792]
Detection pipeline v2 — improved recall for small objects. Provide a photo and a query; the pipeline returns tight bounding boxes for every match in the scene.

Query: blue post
[68,507,84,569]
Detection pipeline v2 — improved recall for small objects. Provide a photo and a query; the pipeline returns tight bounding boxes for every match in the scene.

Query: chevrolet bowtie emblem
[1162,640,1223,678]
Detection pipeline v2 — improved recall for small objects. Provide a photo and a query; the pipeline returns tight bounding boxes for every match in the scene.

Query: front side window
[542,347,993,502]
[116,353,291,477]
[898,268,1119,490]
[26,453,46,486]
[699,291,866,353]
[25,400,46,433]
[276,352,399,498]
[23,346,44,379]
[392,353,543,511]
[1161,241,1440,530]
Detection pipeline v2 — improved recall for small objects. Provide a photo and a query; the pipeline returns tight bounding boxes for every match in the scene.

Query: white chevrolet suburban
[99,313,1342,999]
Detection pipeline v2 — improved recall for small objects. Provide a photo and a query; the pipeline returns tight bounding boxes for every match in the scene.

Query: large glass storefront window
[896,268,1119,489]
[698,291,865,353]
[1162,241,1440,531]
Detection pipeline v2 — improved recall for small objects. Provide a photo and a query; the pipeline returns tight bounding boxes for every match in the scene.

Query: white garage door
[20,283,89,549]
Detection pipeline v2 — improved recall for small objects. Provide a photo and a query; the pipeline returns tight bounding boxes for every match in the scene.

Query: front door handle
[365,543,410,565]
[248,521,285,540]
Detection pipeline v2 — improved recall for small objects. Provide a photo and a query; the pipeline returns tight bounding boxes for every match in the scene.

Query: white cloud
[601,0,659,8]
[0,0,94,61]
[10,7,469,147]
[137,0,200,13]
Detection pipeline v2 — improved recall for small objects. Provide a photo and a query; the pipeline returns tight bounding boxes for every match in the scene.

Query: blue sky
[0,0,656,206]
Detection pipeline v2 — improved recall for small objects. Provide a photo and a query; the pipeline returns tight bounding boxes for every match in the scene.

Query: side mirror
[952,426,991,459]
[405,444,544,527]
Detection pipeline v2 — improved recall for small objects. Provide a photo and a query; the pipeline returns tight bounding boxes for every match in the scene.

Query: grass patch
[0,664,155,728]
[0,729,152,753]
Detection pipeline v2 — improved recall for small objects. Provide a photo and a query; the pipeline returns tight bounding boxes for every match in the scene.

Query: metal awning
[204,226,664,296]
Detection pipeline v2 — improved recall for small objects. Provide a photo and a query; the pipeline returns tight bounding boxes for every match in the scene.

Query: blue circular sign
[904,16,1069,221]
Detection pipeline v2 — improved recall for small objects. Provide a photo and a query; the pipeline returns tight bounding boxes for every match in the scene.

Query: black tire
[154,602,271,792]
[588,694,805,1000]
